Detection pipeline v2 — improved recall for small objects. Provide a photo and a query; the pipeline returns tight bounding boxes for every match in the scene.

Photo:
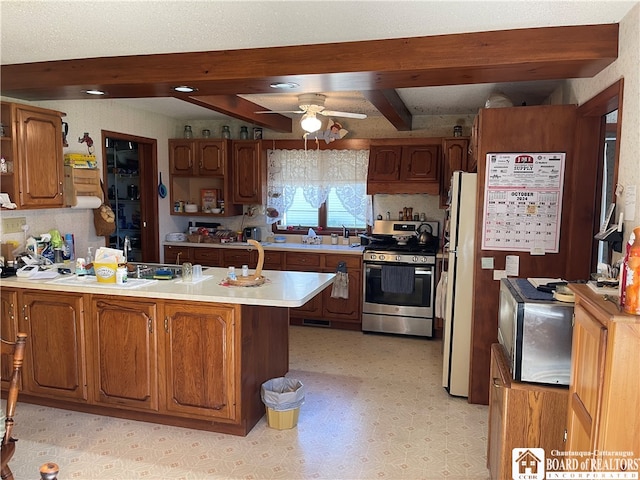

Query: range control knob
[379,254,385,261]
[396,255,402,262]
[412,256,419,262]
[422,257,428,263]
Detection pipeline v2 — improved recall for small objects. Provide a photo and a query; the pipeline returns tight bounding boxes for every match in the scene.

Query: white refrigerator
[442,171,477,397]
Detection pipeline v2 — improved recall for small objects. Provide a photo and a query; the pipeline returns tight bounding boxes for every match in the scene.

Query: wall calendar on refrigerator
[481,152,566,254]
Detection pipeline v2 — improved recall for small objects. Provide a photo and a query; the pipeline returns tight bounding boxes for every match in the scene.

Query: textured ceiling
[1,1,636,121]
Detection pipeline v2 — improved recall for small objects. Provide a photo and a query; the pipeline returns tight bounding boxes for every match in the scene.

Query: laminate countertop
[0,267,335,308]
[164,241,365,255]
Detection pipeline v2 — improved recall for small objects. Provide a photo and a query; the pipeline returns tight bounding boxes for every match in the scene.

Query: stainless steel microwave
[498,278,574,386]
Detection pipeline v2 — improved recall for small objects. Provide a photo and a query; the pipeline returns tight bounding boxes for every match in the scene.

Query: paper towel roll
[72,196,102,209]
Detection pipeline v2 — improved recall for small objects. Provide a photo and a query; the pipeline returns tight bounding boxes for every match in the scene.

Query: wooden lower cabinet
[1,288,19,389]
[7,288,289,436]
[163,302,237,421]
[565,285,640,468]
[91,297,159,411]
[164,244,193,264]
[487,344,568,480]
[287,252,362,329]
[19,291,88,401]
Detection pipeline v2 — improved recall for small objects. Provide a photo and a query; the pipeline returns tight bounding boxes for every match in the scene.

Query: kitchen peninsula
[0,268,334,436]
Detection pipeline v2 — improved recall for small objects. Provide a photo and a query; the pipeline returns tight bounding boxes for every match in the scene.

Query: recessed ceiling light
[83,89,106,96]
[173,85,198,93]
[270,82,299,89]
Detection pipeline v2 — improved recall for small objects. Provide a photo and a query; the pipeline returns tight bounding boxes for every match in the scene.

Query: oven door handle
[365,264,433,274]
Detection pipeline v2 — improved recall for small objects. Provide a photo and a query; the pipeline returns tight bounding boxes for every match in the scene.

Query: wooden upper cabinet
[198,141,225,176]
[0,102,65,209]
[231,140,264,204]
[440,137,471,207]
[367,140,441,195]
[169,139,225,176]
[367,146,403,181]
[400,145,439,182]
[169,140,196,175]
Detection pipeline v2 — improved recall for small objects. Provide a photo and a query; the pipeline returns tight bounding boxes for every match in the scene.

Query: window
[266,149,371,231]
[281,185,367,230]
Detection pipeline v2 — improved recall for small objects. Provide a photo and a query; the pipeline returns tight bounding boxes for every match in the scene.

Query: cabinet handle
[492,378,502,388]
[148,318,153,333]
[176,252,182,264]
[22,304,28,321]
[563,429,567,443]
[164,316,169,333]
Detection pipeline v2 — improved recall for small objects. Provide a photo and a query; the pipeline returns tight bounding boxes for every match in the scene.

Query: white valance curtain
[266,149,372,225]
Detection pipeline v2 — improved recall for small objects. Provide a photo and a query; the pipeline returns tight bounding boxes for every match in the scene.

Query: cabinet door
[198,140,225,176]
[440,138,470,207]
[16,106,64,208]
[192,247,221,267]
[401,145,439,182]
[164,245,192,264]
[322,269,361,321]
[92,298,159,411]
[566,305,608,456]
[169,140,196,175]
[163,302,237,420]
[21,291,87,400]
[487,347,508,480]
[231,140,263,204]
[1,289,18,389]
[368,145,402,181]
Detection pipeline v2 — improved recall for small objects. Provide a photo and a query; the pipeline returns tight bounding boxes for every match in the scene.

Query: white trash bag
[261,377,305,411]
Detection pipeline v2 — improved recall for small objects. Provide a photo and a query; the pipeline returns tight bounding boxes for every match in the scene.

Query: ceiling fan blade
[255,110,305,114]
[319,110,367,119]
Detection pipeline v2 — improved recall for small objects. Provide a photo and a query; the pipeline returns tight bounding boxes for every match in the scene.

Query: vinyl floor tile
[9,326,489,479]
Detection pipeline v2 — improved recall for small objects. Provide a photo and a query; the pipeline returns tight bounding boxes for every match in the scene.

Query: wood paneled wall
[468,105,596,405]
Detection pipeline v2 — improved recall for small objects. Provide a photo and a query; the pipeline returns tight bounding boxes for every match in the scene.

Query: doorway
[101,130,159,262]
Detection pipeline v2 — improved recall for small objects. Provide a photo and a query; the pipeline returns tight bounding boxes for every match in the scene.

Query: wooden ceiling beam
[181,95,292,133]
[1,24,619,101]
[362,90,413,131]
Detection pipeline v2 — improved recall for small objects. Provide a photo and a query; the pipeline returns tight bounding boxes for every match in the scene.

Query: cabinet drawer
[222,249,254,268]
[263,251,284,270]
[324,254,361,271]
[192,247,220,266]
[285,252,321,270]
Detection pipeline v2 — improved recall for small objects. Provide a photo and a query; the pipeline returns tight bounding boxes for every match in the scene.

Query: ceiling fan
[256,93,367,132]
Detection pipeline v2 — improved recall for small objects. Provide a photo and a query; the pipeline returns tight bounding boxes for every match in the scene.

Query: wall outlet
[1,216,26,234]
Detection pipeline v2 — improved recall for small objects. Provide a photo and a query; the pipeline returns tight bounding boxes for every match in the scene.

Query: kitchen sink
[126,262,208,279]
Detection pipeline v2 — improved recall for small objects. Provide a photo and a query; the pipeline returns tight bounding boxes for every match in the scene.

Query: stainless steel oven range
[362,220,439,337]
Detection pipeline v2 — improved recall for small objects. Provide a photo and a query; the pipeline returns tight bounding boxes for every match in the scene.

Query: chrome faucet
[123,235,131,262]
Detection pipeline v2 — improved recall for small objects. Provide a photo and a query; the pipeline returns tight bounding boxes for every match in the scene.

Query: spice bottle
[240,126,249,139]
[222,126,231,139]
[227,266,237,280]
[183,125,193,138]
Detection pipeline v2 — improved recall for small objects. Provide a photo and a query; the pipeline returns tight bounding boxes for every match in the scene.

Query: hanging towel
[331,261,349,299]
[435,271,448,319]
[331,272,349,299]
[381,265,415,294]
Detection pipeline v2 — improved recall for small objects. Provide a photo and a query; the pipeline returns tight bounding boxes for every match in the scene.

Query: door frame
[101,130,160,262]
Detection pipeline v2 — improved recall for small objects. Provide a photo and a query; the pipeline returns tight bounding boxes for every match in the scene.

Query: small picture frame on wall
[253,127,263,140]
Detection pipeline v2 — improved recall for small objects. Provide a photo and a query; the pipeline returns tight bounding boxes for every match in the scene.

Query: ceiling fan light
[300,113,322,132]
